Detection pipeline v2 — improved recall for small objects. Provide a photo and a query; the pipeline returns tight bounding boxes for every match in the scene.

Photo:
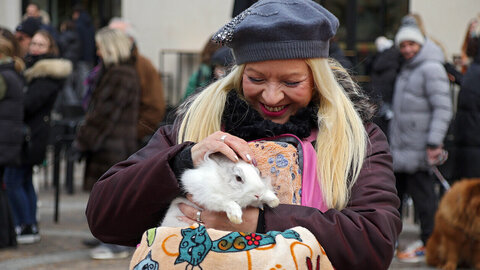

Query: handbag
[130,224,333,270]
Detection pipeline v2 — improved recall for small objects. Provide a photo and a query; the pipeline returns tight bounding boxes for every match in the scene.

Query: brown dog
[426,178,480,270]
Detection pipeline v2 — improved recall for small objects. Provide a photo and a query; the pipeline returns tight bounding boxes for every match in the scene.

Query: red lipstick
[260,104,288,117]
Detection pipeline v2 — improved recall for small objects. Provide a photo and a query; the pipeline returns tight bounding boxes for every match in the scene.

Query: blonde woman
[86,1,401,269]
[74,27,140,192]
[74,27,140,259]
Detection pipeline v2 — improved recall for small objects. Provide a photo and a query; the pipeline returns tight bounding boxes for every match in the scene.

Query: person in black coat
[368,36,402,137]
[56,19,83,107]
[58,20,81,64]
[72,5,96,100]
[0,27,25,249]
[3,30,72,244]
[452,21,480,180]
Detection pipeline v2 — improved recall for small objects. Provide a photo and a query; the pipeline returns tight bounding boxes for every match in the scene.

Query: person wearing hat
[389,25,452,262]
[86,0,401,269]
[14,17,42,58]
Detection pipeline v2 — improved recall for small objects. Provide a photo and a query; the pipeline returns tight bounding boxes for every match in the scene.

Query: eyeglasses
[30,41,48,48]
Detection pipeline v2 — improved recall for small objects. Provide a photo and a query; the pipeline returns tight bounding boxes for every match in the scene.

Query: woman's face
[242,59,314,124]
[399,40,421,60]
[29,33,49,55]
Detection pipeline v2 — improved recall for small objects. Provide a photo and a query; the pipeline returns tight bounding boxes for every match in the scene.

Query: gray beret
[213,0,339,65]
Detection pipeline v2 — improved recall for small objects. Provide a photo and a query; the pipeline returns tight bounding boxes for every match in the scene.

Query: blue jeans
[3,165,37,226]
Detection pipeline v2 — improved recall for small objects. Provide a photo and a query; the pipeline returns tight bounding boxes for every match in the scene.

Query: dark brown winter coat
[135,53,166,140]
[74,63,140,190]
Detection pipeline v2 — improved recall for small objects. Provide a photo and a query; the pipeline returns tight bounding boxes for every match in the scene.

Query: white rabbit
[160,153,280,227]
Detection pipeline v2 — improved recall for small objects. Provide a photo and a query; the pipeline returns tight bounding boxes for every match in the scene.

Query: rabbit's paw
[266,197,280,208]
[263,191,280,208]
[225,202,243,224]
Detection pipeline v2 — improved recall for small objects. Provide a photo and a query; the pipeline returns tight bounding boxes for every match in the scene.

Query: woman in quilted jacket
[389,24,452,262]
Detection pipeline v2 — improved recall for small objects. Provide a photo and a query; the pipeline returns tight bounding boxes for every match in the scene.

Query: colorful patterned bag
[130,224,333,270]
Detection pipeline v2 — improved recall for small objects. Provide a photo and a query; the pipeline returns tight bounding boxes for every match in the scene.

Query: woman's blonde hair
[95,27,133,67]
[177,58,368,210]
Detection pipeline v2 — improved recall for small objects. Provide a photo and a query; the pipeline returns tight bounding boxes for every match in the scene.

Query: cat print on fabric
[133,251,159,270]
[175,225,213,267]
[173,225,302,268]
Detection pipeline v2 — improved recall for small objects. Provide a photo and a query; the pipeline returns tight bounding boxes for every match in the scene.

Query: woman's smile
[260,103,288,116]
[242,59,314,124]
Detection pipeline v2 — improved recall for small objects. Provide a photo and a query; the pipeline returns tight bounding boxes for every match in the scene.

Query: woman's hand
[190,131,257,167]
[177,194,259,233]
[426,146,448,165]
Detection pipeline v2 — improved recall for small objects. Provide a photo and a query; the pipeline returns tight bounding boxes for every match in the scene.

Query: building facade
[1,0,478,105]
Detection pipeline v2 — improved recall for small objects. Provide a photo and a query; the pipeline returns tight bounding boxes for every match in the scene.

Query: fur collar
[222,91,318,141]
[24,58,72,82]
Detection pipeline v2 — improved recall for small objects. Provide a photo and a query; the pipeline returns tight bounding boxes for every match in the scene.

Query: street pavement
[0,161,447,270]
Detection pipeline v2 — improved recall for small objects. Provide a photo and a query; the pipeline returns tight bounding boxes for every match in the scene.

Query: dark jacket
[57,30,82,64]
[370,47,401,106]
[74,12,96,63]
[369,47,402,136]
[22,55,72,165]
[86,122,401,270]
[74,63,140,190]
[0,61,24,166]
[135,53,166,139]
[452,43,480,179]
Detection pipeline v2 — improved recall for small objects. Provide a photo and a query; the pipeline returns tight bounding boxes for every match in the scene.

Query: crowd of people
[367,12,480,264]
[0,2,166,259]
[0,1,479,269]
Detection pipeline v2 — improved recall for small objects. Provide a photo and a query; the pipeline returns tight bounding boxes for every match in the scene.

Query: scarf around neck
[221,91,318,141]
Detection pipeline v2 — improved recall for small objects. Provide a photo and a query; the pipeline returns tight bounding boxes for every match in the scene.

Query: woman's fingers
[191,131,257,166]
[178,202,203,223]
[221,134,257,165]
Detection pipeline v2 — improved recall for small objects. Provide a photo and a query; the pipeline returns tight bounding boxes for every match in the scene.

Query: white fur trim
[24,58,73,82]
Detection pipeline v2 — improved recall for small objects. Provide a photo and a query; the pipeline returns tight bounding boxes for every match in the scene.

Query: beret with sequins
[213,0,339,65]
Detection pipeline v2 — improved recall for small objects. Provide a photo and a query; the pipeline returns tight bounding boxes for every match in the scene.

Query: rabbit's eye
[235,176,244,183]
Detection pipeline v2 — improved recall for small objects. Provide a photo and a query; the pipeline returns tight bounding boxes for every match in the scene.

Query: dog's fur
[426,178,480,270]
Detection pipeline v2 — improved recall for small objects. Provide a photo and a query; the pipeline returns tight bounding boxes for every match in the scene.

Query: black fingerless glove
[171,144,194,180]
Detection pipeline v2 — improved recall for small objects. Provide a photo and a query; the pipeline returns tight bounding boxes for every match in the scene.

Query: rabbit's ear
[209,152,229,166]
[203,151,217,162]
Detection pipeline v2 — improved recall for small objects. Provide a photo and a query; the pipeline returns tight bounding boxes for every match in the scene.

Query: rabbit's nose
[255,195,260,199]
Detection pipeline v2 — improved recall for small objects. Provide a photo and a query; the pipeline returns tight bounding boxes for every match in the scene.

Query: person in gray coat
[389,25,452,262]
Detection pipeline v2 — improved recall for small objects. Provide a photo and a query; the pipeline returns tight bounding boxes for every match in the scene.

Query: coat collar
[23,57,72,82]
